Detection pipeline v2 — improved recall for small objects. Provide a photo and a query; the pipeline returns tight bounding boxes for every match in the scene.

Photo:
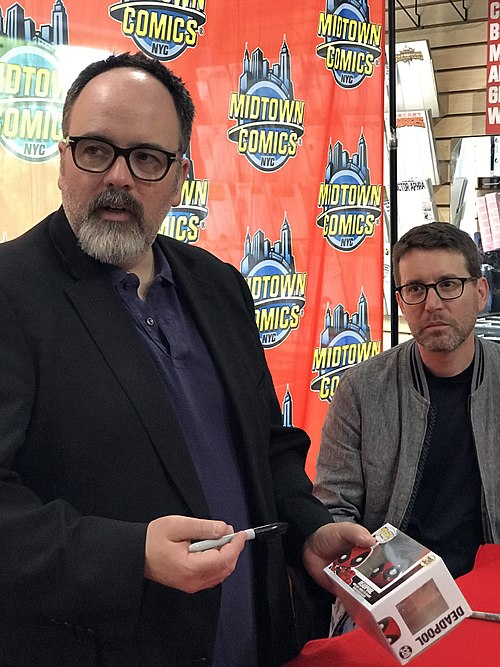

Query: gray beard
[414,322,473,353]
[73,189,154,267]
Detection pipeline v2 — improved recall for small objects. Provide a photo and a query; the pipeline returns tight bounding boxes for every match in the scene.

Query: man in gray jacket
[315,222,499,611]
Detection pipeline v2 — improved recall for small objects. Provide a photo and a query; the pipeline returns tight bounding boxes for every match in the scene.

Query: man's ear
[171,157,190,207]
[395,290,406,318]
[57,141,67,191]
[477,275,490,313]
[180,157,190,182]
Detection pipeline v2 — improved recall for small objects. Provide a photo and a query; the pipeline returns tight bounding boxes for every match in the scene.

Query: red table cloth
[286,545,500,666]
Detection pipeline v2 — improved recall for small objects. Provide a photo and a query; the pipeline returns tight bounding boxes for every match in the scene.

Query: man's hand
[144,515,248,593]
[302,522,376,593]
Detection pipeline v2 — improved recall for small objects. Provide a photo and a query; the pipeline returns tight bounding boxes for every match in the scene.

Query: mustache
[88,189,144,219]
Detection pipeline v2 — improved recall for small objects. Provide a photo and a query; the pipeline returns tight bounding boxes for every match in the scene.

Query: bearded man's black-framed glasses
[64,136,182,182]
[395,277,478,305]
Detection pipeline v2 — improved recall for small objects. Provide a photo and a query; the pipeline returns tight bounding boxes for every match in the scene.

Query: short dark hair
[393,222,482,285]
[62,52,195,153]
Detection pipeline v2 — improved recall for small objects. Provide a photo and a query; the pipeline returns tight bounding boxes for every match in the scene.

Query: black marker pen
[188,522,288,552]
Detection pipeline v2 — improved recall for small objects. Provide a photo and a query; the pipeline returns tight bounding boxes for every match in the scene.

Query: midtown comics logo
[159,146,209,243]
[316,0,382,89]
[228,38,305,172]
[316,131,381,251]
[310,291,380,401]
[0,47,64,162]
[240,214,307,348]
[0,1,69,161]
[108,0,206,61]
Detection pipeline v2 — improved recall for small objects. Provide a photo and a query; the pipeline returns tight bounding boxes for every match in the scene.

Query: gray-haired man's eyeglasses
[64,136,182,182]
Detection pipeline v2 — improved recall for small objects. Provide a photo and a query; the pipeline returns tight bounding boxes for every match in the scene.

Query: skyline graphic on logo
[241,213,307,348]
[316,131,381,252]
[310,290,380,401]
[0,3,68,162]
[316,0,382,89]
[282,385,293,427]
[108,0,206,62]
[0,0,69,46]
[159,144,209,244]
[228,38,305,172]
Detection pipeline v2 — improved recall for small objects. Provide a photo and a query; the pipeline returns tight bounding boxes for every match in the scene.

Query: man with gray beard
[0,53,374,666]
[314,222,500,634]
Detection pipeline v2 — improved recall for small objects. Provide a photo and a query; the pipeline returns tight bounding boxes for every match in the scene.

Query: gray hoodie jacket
[314,337,500,543]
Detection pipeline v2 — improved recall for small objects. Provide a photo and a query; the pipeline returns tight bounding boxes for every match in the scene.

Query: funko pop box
[324,523,471,664]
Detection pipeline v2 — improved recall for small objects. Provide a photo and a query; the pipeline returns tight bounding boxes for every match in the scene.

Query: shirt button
[146,317,155,326]
[123,282,131,290]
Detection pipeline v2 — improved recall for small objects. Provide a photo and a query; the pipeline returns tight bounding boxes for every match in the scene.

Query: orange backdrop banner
[0,0,385,477]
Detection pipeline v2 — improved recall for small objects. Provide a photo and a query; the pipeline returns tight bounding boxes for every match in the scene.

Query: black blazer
[0,208,331,666]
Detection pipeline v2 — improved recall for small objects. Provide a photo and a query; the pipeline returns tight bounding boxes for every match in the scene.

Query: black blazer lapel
[48,210,209,518]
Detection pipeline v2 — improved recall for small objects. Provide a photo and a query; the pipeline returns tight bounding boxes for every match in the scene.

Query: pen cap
[253,522,288,540]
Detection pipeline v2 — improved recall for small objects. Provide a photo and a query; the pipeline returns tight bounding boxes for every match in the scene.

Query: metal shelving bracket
[396,0,420,28]
[396,1,468,27]
[447,0,468,21]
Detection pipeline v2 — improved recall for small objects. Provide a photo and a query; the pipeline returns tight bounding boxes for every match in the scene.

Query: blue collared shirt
[109,245,257,666]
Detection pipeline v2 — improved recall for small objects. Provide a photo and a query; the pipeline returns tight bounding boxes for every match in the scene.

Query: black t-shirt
[406,361,484,578]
